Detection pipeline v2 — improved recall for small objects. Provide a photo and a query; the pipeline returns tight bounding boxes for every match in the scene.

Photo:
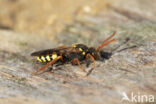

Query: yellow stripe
[46,55,51,61]
[72,44,76,48]
[52,53,57,59]
[41,56,46,62]
[82,52,85,55]
[79,48,83,51]
[37,57,42,62]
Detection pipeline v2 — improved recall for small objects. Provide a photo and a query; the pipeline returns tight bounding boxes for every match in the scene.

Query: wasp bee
[31,32,117,75]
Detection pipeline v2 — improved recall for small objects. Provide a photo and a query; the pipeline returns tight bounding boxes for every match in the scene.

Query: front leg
[85,54,97,76]
[86,54,96,69]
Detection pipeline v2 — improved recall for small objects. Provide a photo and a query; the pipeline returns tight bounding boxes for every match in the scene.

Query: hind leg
[32,56,62,75]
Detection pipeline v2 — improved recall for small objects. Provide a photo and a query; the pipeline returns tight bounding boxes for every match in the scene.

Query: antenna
[96,31,116,52]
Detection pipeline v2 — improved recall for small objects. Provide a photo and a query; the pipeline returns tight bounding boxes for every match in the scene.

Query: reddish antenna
[96,31,117,52]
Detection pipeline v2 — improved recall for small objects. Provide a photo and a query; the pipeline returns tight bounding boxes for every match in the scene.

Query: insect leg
[72,58,86,72]
[86,54,96,69]
[32,56,62,75]
[59,45,66,48]
[86,54,97,76]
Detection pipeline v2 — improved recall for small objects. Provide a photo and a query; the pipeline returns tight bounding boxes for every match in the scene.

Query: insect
[31,31,117,75]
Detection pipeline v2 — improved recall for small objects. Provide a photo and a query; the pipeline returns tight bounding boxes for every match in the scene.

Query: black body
[31,44,99,64]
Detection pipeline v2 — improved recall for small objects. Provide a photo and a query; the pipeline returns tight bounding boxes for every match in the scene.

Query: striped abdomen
[36,53,58,63]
